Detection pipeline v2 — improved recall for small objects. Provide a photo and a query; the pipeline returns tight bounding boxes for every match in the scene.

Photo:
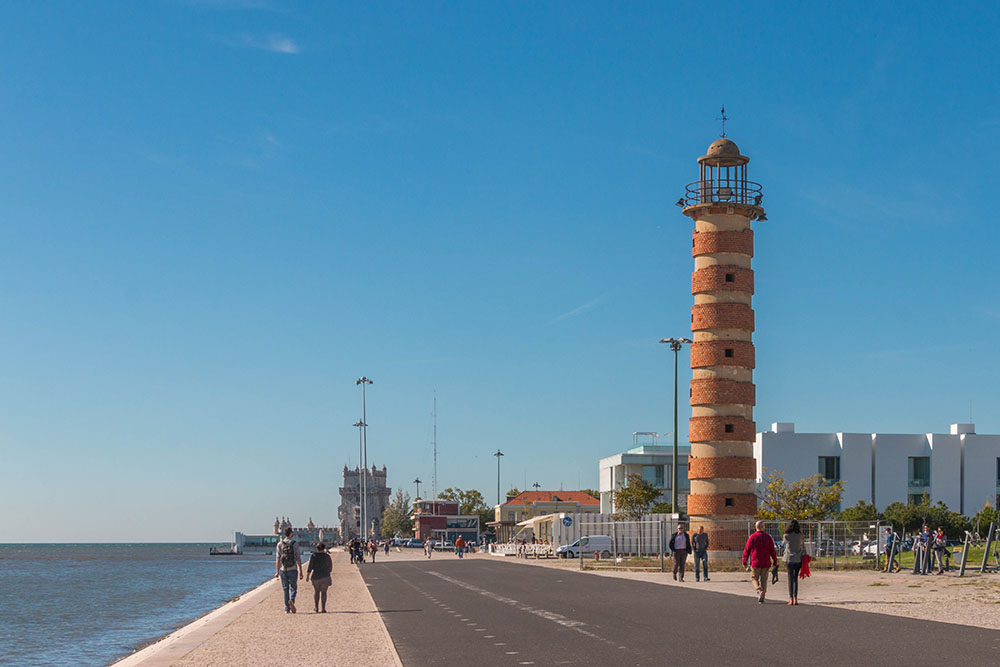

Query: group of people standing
[348,537,380,564]
[667,520,810,605]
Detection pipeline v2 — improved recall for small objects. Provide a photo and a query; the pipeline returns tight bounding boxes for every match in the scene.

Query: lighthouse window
[724,348,734,358]
[725,498,734,507]
[725,273,735,282]
[725,423,734,433]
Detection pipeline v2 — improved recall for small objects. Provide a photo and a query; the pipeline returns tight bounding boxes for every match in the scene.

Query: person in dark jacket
[669,523,693,582]
[306,543,333,613]
[692,526,710,582]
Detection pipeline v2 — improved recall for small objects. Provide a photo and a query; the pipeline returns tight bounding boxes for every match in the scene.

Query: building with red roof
[488,490,600,542]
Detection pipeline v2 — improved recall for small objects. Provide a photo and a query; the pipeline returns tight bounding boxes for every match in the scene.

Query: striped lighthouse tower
[680,134,765,551]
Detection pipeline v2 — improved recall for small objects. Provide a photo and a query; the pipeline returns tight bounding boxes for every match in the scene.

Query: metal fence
[579,519,673,572]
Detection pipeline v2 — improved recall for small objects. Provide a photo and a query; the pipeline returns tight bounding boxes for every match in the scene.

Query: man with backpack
[275,526,302,613]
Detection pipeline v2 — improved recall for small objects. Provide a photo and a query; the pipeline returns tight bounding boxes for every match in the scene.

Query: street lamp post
[356,377,373,536]
[353,419,366,537]
[414,477,422,500]
[493,449,504,507]
[659,337,692,513]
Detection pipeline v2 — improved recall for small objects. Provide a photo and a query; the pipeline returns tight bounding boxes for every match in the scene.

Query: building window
[908,456,930,491]
[725,423,734,433]
[725,273,735,282]
[818,456,841,483]
[642,465,665,488]
[724,348,734,357]
[724,498,733,507]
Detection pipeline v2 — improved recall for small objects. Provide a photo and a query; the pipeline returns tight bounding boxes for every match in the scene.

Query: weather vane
[716,105,729,138]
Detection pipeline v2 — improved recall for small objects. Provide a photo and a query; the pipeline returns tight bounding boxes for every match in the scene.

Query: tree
[880,497,971,537]
[506,487,521,501]
[580,489,600,501]
[756,469,844,521]
[650,501,674,515]
[612,473,661,521]
[972,501,997,537]
[437,487,492,538]
[836,500,879,522]
[380,489,413,538]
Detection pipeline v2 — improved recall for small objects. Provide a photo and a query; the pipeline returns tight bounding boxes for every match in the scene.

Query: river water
[0,543,274,666]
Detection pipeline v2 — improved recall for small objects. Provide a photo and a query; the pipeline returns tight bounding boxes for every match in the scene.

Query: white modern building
[599,433,690,514]
[754,422,1000,515]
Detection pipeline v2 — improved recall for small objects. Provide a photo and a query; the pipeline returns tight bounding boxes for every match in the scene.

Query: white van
[556,535,613,559]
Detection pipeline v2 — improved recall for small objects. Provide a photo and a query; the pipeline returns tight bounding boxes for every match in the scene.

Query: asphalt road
[361,558,1000,667]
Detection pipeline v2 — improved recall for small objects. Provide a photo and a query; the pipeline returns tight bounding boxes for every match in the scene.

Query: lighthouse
[680,133,765,549]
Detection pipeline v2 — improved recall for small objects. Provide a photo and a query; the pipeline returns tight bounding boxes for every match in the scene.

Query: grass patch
[868,582,888,586]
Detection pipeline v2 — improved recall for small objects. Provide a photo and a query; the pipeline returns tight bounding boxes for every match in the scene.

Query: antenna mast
[432,391,438,500]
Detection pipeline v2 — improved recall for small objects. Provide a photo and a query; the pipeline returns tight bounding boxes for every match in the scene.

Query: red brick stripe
[692,230,754,257]
[690,379,756,407]
[690,341,755,369]
[688,456,757,480]
[688,416,756,443]
[687,493,757,516]
[691,303,754,332]
[692,265,754,295]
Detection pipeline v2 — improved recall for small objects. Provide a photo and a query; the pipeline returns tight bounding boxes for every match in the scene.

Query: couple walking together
[742,519,808,605]
[275,526,334,614]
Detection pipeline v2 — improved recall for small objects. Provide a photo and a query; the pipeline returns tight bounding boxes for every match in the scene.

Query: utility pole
[356,377,373,537]
[659,338,691,512]
[493,449,504,507]
[353,419,366,537]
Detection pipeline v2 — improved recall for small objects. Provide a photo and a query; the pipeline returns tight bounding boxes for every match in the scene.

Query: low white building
[754,422,1000,515]
[599,433,690,514]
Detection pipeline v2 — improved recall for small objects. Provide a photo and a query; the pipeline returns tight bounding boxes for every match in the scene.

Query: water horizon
[0,543,275,666]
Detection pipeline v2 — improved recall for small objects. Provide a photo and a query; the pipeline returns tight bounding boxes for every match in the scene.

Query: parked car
[556,535,613,559]
[404,538,423,548]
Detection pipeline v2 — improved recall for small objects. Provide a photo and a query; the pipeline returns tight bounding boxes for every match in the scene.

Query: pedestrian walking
[383,541,390,556]
[305,543,333,613]
[782,519,805,605]
[742,520,777,604]
[368,538,377,563]
[275,526,303,614]
[669,523,692,582]
[883,527,899,572]
[692,526,710,582]
[933,526,948,574]
[424,538,433,559]
[455,536,466,558]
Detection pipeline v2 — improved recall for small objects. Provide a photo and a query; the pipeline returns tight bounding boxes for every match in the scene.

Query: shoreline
[111,576,278,666]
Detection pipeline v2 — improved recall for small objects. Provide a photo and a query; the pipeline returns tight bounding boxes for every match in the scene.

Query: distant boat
[209,545,242,556]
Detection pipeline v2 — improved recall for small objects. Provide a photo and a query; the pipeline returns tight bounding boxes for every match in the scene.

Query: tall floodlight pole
[353,419,366,537]
[659,338,692,512]
[532,482,541,491]
[494,449,504,507]
[414,477,422,499]
[356,377,373,536]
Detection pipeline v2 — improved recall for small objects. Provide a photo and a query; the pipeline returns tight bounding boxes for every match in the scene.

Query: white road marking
[425,571,607,642]
[505,651,518,655]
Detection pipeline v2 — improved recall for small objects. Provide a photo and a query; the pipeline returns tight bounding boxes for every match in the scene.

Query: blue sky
[2,1,999,541]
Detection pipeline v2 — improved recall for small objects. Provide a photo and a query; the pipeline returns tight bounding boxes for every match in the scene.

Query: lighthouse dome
[705,138,741,158]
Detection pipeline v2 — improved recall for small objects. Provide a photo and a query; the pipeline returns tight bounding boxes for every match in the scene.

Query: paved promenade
[117,549,1000,666]
[118,550,403,667]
